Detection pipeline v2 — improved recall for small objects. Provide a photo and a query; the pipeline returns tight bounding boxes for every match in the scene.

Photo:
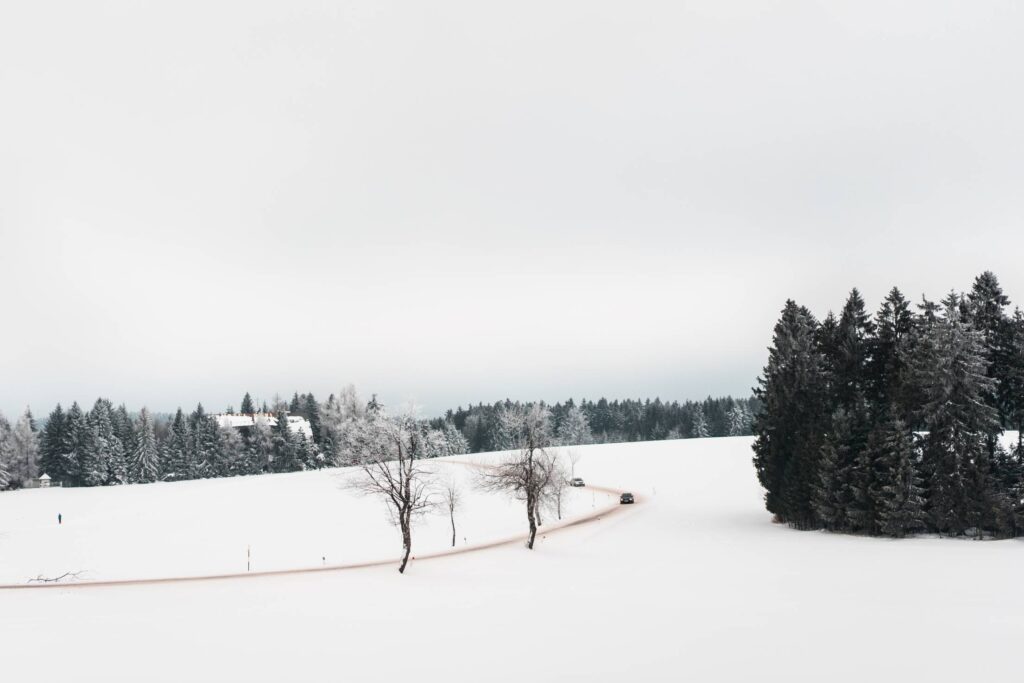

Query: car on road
[570,477,585,487]
[620,492,635,504]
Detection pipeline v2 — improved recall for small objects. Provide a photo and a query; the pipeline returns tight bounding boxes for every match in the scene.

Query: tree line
[753,271,1024,538]
[435,395,758,453]
[1,387,755,491]
[0,388,467,490]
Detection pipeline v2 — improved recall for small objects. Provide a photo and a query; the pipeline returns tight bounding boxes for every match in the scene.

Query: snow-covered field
[0,459,613,583]
[4,436,1024,682]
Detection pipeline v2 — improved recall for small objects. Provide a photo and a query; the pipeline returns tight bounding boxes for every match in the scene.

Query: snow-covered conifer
[132,408,160,483]
[557,404,593,446]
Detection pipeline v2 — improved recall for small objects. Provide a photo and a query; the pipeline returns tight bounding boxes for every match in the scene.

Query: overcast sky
[2,1,1024,418]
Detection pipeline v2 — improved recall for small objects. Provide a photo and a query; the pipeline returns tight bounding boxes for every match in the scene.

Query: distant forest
[0,387,757,491]
[754,271,1024,539]
[433,395,759,453]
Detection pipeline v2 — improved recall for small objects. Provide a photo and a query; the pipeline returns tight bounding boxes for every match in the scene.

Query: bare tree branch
[346,411,436,573]
[27,570,86,584]
[477,405,556,549]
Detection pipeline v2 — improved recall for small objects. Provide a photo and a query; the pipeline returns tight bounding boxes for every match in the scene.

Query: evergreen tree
[241,392,256,415]
[874,415,926,538]
[188,403,222,478]
[60,402,86,486]
[915,296,1001,536]
[753,301,828,529]
[112,404,137,461]
[557,405,593,445]
[0,414,13,488]
[38,404,68,483]
[442,420,469,455]
[727,404,751,436]
[162,409,191,481]
[1004,309,1024,446]
[690,405,710,439]
[813,410,851,531]
[271,411,301,472]
[303,393,323,445]
[869,287,914,419]
[132,407,160,483]
[88,399,127,485]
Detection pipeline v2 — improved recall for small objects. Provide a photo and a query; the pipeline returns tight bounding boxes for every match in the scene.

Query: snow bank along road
[6,436,1024,683]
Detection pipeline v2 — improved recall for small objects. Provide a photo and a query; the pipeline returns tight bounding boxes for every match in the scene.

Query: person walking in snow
[58,513,62,525]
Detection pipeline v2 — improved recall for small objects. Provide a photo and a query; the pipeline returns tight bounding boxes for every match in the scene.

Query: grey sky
[2,1,1024,418]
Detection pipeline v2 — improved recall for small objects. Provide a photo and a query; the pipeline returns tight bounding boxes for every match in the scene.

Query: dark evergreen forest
[434,395,759,453]
[753,271,1024,538]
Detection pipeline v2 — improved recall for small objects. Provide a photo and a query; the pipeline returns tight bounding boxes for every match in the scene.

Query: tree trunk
[398,508,412,573]
[526,492,537,550]
[450,508,456,547]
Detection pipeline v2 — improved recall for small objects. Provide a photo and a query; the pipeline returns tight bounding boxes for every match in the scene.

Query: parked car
[570,477,585,487]
[620,492,635,504]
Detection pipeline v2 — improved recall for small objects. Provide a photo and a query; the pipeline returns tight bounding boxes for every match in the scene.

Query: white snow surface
[4,436,1024,682]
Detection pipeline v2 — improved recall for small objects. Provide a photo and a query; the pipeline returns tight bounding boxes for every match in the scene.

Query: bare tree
[543,451,569,521]
[567,449,582,479]
[479,405,555,549]
[440,475,461,547]
[348,411,435,573]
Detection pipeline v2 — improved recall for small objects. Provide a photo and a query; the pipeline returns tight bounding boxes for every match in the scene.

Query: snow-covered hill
[4,436,1024,683]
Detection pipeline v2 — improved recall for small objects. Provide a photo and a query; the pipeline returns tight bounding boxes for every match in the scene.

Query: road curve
[0,461,636,591]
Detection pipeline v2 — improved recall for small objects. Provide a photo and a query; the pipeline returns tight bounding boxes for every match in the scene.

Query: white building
[213,413,314,440]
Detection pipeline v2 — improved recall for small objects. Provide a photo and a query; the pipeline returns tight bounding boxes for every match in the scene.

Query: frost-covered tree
[10,409,40,485]
[348,411,436,573]
[271,411,301,472]
[132,407,160,483]
[188,404,222,478]
[439,475,461,547]
[112,404,136,462]
[913,295,1001,536]
[84,399,126,486]
[489,402,524,451]
[557,405,593,446]
[218,423,246,475]
[727,404,751,436]
[60,402,86,486]
[479,405,556,549]
[690,405,709,439]
[0,414,14,488]
[245,420,274,474]
[162,409,191,481]
[320,385,367,465]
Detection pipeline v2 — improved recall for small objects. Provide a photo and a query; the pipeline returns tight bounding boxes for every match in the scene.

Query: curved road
[0,463,635,591]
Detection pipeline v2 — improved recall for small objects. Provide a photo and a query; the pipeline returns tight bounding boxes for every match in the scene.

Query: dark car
[620,492,635,504]
[570,477,585,487]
